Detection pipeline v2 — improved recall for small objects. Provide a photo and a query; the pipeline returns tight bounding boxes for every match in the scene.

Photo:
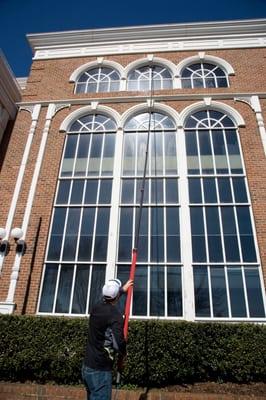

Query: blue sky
[0,0,266,77]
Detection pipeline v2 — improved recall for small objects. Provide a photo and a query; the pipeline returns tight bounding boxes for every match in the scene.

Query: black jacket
[84,300,127,371]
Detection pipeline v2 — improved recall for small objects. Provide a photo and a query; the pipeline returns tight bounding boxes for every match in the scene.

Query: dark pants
[82,364,112,400]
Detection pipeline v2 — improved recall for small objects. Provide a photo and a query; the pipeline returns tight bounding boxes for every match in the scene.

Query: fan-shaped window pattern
[75,67,120,93]
[181,63,229,89]
[117,112,182,318]
[38,114,117,315]
[127,65,173,91]
[185,110,265,319]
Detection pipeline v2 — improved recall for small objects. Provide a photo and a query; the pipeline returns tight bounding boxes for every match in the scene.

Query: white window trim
[69,59,124,83]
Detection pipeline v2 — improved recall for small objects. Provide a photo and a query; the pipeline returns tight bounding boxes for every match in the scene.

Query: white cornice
[27,19,266,61]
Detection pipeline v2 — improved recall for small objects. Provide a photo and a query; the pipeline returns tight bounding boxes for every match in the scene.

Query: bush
[0,315,265,386]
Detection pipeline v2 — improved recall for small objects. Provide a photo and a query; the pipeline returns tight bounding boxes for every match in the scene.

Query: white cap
[102,279,122,299]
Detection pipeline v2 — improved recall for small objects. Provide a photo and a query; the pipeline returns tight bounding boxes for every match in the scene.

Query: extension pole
[123,67,154,340]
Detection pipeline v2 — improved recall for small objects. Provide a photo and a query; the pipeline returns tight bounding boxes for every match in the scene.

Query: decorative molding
[234,96,253,108]
[59,104,121,132]
[69,59,124,82]
[27,20,266,62]
[179,100,245,128]
[176,54,235,77]
[53,103,71,117]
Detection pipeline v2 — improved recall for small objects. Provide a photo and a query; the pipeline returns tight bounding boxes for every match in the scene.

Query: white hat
[102,279,122,299]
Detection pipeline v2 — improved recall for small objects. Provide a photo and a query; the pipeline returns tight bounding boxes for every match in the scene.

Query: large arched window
[181,63,229,88]
[185,109,265,319]
[38,114,117,315]
[75,67,121,93]
[127,65,173,91]
[117,112,182,318]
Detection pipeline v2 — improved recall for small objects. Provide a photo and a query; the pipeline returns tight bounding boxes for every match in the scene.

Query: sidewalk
[0,382,266,400]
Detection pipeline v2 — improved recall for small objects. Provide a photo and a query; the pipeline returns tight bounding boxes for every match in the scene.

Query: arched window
[75,67,121,93]
[117,112,182,318]
[181,63,229,88]
[38,114,117,315]
[185,109,265,319]
[127,65,173,91]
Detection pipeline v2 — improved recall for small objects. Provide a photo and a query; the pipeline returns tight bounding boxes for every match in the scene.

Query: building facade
[0,19,266,322]
[0,51,21,170]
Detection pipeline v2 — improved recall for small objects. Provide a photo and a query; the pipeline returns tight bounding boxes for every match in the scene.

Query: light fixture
[0,227,9,255]
[11,227,26,255]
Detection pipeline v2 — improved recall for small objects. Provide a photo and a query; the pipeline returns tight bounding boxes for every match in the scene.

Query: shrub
[0,315,265,386]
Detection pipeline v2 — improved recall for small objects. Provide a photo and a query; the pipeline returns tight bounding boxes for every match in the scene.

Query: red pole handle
[123,248,138,339]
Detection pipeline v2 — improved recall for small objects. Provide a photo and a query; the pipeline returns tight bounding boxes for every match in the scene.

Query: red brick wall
[0,47,265,313]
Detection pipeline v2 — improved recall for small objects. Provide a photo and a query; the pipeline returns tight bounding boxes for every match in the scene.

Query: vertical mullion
[98,132,105,177]
[69,263,77,314]
[52,263,62,313]
[207,265,214,317]
[86,264,93,314]
[85,134,92,176]
[164,265,167,317]
[241,265,250,318]
[224,266,232,318]
[147,265,151,317]
[72,134,81,177]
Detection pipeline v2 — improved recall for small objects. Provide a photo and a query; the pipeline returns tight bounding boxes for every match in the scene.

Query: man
[82,278,133,400]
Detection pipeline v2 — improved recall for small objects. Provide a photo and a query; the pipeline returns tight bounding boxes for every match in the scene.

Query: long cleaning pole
[123,66,154,339]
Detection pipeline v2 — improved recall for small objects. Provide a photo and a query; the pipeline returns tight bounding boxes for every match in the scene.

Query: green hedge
[0,315,265,386]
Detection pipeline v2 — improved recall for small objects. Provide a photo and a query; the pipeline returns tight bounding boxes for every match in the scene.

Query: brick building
[0,19,265,322]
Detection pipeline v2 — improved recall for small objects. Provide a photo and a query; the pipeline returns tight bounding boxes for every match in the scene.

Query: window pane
[102,134,115,175]
[99,180,112,203]
[227,268,246,317]
[123,134,135,175]
[150,132,163,175]
[166,207,180,262]
[55,264,74,313]
[78,208,95,261]
[221,207,240,262]
[203,178,217,203]
[61,135,78,177]
[121,179,134,204]
[70,180,84,204]
[151,179,163,203]
[191,207,206,262]
[198,130,214,174]
[74,135,90,176]
[194,266,210,317]
[133,266,147,316]
[56,181,71,204]
[186,131,199,174]
[167,266,182,316]
[47,208,67,260]
[165,133,178,175]
[94,208,110,261]
[189,178,202,203]
[62,208,81,261]
[165,179,178,203]
[236,207,256,262]
[118,208,133,261]
[39,264,58,312]
[151,208,164,262]
[232,178,248,203]
[85,180,98,204]
[88,134,103,176]
[206,207,223,262]
[72,265,90,314]
[212,131,228,174]
[225,131,243,174]
[150,266,165,316]
[218,178,232,203]
[210,267,228,317]
[137,207,148,261]
[245,269,265,318]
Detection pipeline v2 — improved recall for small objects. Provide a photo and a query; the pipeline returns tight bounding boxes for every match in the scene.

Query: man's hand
[122,279,133,293]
